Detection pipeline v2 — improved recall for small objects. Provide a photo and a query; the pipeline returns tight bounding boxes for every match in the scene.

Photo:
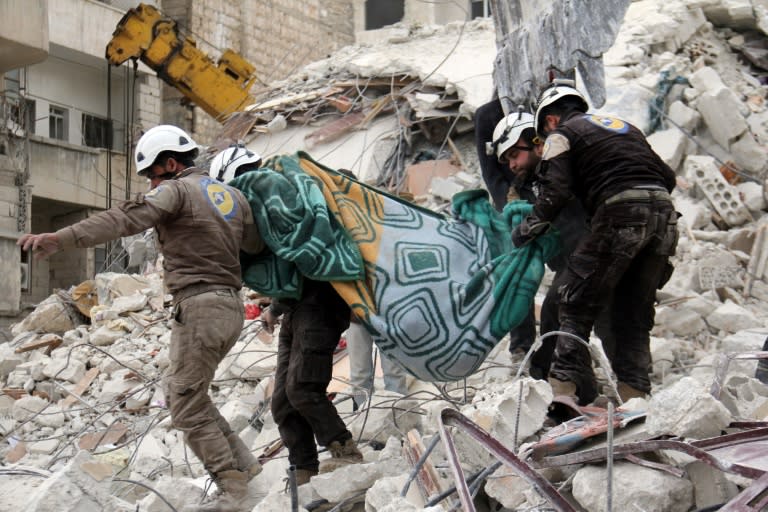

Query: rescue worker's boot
[617,382,646,402]
[295,468,318,486]
[548,378,578,401]
[318,438,364,473]
[226,433,262,480]
[190,469,249,512]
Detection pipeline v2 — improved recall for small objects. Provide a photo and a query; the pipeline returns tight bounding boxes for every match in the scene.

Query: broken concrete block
[460,378,552,447]
[89,324,126,346]
[11,295,78,336]
[572,462,693,512]
[135,476,205,512]
[685,155,752,227]
[219,399,253,433]
[720,374,768,420]
[686,460,740,510]
[0,343,23,379]
[737,181,767,212]
[28,438,60,455]
[43,357,86,383]
[668,100,701,132]
[26,450,134,511]
[95,272,150,306]
[697,88,749,149]
[484,465,527,509]
[35,404,65,428]
[648,128,687,171]
[707,302,763,334]
[655,305,706,337]
[12,395,49,422]
[688,66,726,94]
[703,0,758,30]
[311,458,408,503]
[731,131,768,174]
[647,376,732,438]
[109,292,149,314]
[674,194,713,230]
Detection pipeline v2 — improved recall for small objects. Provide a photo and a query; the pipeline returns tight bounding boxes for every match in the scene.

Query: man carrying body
[209,148,365,487]
[19,125,263,512]
[512,83,679,405]
[487,109,612,380]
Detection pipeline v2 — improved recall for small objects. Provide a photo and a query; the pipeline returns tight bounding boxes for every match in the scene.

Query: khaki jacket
[56,167,263,297]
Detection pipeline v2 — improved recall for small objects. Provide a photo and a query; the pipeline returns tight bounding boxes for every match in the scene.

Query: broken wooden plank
[78,422,128,451]
[1,388,26,400]
[403,429,445,504]
[4,441,27,463]
[15,334,62,355]
[305,110,366,148]
[59,367,99,410]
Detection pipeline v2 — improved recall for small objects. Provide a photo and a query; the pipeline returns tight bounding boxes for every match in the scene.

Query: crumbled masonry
[3,1,768,510]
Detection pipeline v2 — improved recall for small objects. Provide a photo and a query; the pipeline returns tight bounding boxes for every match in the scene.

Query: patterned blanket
[232,153,559,381]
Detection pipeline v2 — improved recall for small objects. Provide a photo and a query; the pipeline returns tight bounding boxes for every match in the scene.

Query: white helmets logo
[209,145,263,183]
[135,125,199,176]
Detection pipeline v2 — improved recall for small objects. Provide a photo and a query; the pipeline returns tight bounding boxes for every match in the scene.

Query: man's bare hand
[260,307,280,334]
[17,233,61,259]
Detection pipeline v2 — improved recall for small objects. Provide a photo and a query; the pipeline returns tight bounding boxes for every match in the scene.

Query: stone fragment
[43,357,86,383]
[573,462,693,512]
[12,395,49,422]
[707,302,763,334]
[459,378,551,447]
[685,155,752,227]
[26,450,134,511]
[11,296,77,336]
[646,377,731,438]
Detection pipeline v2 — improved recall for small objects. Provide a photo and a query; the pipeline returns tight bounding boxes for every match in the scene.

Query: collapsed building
[2,0,768,511]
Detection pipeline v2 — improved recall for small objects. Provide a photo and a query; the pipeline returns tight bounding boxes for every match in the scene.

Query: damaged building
[2,0,768,511]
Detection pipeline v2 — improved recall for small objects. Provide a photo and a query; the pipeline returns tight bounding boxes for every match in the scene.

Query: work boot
[226,433,262,480]
[548,377,578,401]
[188,469,248,512]
[617,382,646,402]
[318,438,364,473]
[294,468,318,486]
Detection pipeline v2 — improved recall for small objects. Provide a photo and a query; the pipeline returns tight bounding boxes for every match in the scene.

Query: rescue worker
[211,145,363,486]
[18,125,263,512]
[512,82,679,405]
[487,110,614,380]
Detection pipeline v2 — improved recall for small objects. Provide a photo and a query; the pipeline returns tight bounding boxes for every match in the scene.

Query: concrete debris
[4,2,768,511]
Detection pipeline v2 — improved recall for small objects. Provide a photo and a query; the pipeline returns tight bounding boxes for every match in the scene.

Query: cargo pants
[164,288,244,475]
[549,194,678,403]
[271,281,351,472]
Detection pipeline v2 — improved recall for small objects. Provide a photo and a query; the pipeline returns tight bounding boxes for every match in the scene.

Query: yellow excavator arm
[106,3,256,122]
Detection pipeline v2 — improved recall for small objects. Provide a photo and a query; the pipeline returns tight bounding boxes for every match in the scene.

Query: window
[471,0,489,19]
[82,113,112,149]
[365,0,404,30]
[20,247,30,292]
[49,105,68,141]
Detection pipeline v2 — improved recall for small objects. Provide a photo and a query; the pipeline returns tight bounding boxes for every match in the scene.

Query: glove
[512,217,551,248]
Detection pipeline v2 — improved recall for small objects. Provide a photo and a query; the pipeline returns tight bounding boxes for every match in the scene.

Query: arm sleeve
[531,133,575,223]
[56,185,180,250]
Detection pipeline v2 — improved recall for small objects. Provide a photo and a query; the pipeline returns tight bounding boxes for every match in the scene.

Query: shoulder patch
[583,114,630,134]
[142,185,176,212]
[201,177,238,220]
[541,133,570,161]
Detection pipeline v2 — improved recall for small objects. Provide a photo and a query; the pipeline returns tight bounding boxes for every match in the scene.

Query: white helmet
[534,82,588,137]
[488,111,535,162]
[209,144,262,182]
[135,125,199,176]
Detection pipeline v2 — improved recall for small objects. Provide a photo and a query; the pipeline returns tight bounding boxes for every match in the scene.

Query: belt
[172,283,238,305]
[604,188,671,206]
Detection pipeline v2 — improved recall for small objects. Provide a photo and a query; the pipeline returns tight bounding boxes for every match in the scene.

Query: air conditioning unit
[20,262,30,291]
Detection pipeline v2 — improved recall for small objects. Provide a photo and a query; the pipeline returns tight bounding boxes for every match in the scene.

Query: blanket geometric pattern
[232,152,559,381]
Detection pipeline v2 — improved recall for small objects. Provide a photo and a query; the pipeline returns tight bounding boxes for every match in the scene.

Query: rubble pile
[3,1,768,511]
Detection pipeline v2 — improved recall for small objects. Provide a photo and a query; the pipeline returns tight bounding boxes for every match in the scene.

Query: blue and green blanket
[232,152,559,382]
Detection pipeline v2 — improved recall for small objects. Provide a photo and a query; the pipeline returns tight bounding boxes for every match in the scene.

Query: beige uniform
[57,167,263,476]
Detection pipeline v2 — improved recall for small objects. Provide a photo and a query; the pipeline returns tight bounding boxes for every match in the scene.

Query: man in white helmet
[512,82,678,407]
[19,125,264,512]
[485,110,612,381]
[210,147,365,485]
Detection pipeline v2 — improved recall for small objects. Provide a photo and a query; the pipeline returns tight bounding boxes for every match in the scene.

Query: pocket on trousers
[298,349,333,384]
[166,377,203,396]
